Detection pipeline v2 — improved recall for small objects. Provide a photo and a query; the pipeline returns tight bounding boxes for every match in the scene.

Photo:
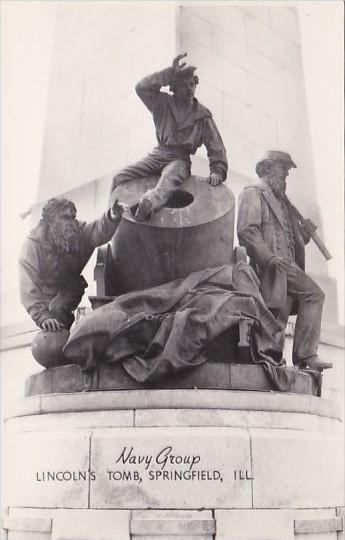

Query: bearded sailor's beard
[267,176,286,199]
[50,221,79,254]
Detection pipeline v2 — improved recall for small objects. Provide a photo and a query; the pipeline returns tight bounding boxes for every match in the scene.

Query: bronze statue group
[19,53,332,383]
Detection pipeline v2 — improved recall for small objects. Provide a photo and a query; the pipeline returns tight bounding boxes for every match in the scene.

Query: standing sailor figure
[237,150,332,371]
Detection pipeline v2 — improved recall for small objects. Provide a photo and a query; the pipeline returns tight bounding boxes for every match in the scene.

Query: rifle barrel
[311,231,332,261]
[285,197,332,261]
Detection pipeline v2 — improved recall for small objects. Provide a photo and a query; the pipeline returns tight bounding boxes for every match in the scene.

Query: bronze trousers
[111,146,191,211]
[271,262,325,365]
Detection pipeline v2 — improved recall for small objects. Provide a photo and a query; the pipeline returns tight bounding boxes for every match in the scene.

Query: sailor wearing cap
[110,53,227,221]
[237,150,331,371]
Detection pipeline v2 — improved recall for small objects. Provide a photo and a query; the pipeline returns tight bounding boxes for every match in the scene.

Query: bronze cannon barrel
[110,176,235,294]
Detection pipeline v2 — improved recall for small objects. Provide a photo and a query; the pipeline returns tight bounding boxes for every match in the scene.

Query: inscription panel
[90,427,252,508]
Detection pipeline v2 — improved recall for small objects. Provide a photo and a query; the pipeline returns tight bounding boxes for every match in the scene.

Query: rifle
[284,196,332,261]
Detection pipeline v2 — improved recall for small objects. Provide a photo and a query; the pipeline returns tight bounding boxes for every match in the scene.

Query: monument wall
[37,3,176,200]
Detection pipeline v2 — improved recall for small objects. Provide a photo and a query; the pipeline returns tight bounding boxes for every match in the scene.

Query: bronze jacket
[135,67,228,181]
[237,181,307,310]
[19,211,120,327]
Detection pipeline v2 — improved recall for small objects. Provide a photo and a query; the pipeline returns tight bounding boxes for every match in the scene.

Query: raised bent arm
[135,53,188,112]
[135,67,174,112]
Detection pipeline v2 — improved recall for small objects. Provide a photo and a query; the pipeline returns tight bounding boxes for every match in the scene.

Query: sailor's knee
[111,173,129,191]
[317,286,325,304]
[311,282,325,305]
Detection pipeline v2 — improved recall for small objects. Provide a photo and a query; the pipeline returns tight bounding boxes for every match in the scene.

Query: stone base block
[3,390,342,513]
[131,510,215,538]
[3,507,344,540]
[3,508,130,540]
[24,362,321,396]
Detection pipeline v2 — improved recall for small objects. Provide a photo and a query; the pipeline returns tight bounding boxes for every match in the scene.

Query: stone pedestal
[24,363,322,396]
[3,389,344,540]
